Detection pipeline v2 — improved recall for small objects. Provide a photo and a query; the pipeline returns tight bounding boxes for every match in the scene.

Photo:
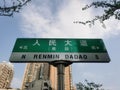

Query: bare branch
[76,0,120,28]
[0,0,31,16]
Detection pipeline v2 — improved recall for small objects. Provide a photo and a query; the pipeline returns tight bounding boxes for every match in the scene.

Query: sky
[0,0,120,89]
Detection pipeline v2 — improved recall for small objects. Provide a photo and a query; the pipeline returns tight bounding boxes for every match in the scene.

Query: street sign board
[9,38,110,62]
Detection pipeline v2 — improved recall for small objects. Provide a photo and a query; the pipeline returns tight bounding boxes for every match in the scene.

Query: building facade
[21,63,73,90]
[0,61,14,89]
[21,63,42,90]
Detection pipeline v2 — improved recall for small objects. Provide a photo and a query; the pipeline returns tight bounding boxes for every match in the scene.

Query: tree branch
[76,0,120,28]
[0,0,31,16]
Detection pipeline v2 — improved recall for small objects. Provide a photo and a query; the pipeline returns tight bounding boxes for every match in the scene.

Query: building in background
[21,63,73,90]
[21,63,42,90]
[0,61,14,89]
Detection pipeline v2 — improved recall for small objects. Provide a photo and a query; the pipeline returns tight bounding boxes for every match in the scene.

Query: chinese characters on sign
[16,39,94,52]
[33,40,40,46]
[25,39,100,51]
[49,40,56,51]
[18,39,102,52]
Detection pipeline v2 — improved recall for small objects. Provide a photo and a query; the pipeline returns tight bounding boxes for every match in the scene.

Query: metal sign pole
[57,63,65,90]
[50,60,72,90]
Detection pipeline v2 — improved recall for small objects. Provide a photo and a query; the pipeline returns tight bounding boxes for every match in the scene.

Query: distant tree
[76,0,120,27]
[76,80,107,90]
[0,0,31,16]
[85,80,103,90]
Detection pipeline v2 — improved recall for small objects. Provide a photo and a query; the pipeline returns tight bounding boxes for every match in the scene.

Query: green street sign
[9,38,110,62]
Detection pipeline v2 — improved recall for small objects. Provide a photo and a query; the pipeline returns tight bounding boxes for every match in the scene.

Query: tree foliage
[76,80,107,90]
[76,0,120,27]
[0,0,31,16]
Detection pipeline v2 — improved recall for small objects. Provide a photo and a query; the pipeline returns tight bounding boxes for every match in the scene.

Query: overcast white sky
[0,0,120,89]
